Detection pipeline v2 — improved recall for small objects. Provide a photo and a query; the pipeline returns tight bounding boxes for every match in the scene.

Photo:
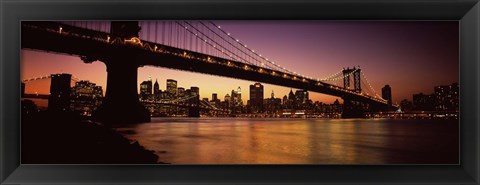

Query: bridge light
[227,33,230,35]
[218,26,221,28]
[106,35,111,42]
[236,39,239,42]
[59,26,63,34]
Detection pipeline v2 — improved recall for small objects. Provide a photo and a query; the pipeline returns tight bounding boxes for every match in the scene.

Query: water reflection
[114,118,458,164]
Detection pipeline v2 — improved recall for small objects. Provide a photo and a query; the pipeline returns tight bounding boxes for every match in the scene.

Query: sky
[21,21,459,105]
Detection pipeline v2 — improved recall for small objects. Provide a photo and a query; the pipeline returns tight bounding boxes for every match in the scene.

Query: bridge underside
[22,22,389,122]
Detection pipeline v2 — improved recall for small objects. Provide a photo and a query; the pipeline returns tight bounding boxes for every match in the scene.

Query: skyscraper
[434,83,459,111]
[177,87,185,97]
[140,79,152,100]
[190,86,199,97]
[295,89,308,107]
[71,80,103,116]
[166,79,177,98]
[236,86,242,104]
[249,83,264,113]
[265,90,282,114]
[382,85,392,107]
[48,73,72,112]
[224,94,231,102]
[413,93,435,111]
[212,93,218,102]
[153,79,160,95]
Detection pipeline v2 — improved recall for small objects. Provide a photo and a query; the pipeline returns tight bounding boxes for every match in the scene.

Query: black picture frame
[1,0,479,184]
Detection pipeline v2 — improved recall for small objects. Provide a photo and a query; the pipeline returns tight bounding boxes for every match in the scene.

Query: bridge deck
[22,21,388,106]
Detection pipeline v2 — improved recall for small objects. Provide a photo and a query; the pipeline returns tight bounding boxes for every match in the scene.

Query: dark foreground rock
[22,110,162,164]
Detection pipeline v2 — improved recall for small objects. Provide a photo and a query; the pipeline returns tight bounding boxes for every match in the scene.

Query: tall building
[153,79,160,100]
[413,93,435,111]
[185,89,192,97]
[236,86,242,104]
[450,83,459,111]
[265,90,281,114]
[140,79,152,100]
[434,83,459,111]
[48,73,72,112]
[295,89,308,107]
[212,93,218,102]
[382,85,392,107]
[224,94,231,102]
[190,86,199,96]
[71,80,103,116]
[188,87,200,107]
[177,87,185,97]
[211,93,220,108]
[166,79,177,98]
[230,87,243,113]
[287,89,295,109]
[400,99,413,111]
[249,83,264,113]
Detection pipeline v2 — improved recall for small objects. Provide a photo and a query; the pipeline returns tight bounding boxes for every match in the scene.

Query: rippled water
[114,118,458,164]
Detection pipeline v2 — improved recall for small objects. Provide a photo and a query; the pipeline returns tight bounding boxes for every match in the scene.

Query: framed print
[1,0,479,184]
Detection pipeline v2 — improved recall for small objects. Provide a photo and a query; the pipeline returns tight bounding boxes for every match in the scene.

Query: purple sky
[22,21,459,104]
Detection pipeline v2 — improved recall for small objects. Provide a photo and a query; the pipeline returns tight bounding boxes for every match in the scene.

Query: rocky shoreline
[22,108,164,164]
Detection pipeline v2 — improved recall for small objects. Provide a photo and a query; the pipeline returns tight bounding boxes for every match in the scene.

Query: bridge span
[22,21,390,123]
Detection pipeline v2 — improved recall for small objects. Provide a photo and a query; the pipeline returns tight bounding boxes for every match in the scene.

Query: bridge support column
[93,56,150,124]
[342,98,367,118]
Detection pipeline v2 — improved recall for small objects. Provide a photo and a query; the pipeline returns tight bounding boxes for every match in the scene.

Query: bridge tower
[342,66,361,92]
[188,93,200,117]
[92,21,150,124]
[342,66,365,118]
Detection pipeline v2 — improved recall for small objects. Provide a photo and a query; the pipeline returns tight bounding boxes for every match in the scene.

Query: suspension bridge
[22,21,393,123]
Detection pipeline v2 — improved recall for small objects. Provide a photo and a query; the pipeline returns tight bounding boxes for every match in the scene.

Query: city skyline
[21,21,459,104]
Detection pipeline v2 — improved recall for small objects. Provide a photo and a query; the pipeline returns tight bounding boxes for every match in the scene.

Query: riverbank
[22,109,163,164]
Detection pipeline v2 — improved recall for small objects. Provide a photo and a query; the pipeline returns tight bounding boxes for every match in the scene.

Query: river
[114,118,459,164]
